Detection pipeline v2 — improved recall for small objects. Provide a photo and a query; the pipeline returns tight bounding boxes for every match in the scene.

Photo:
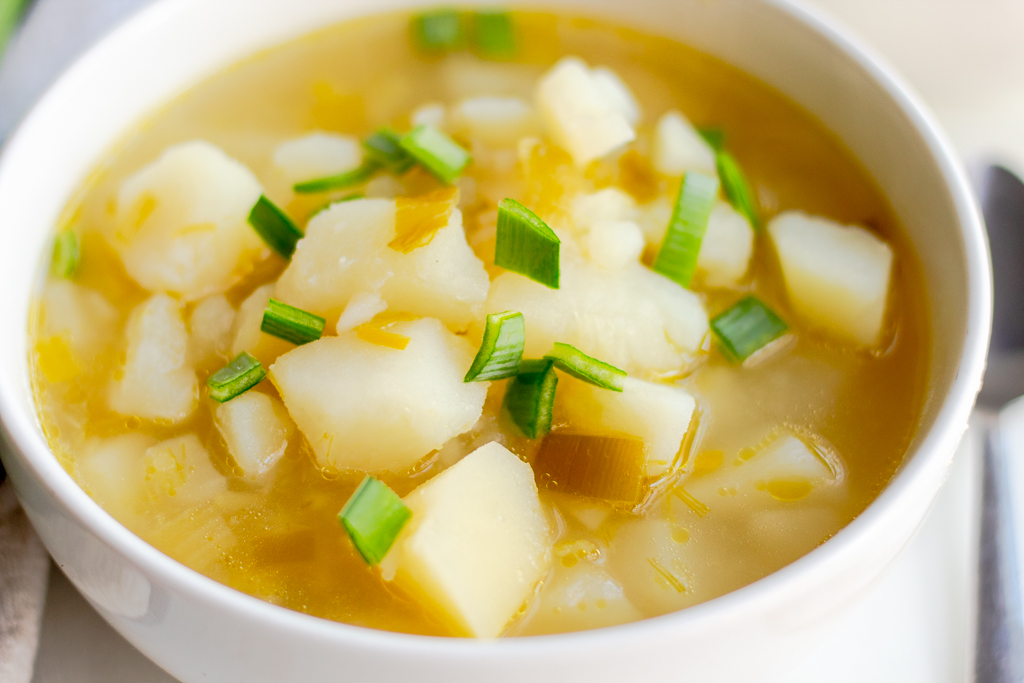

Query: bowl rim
[0,0,991,656]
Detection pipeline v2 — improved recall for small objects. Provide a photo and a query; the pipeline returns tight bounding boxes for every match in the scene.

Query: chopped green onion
[710,296,789,362]
[534,433,647,505]
[472,10,516,59]
[207,352,266,403]
[503,359,558,439]
[363,128,415,175]
[544,343,626,392]
[412,8,463,52]
[653,171,720,288]
[248,195,304,259]
[338,476,411,566]
[464,311,525,382]
[717,151,760,229]
[261,298,326,346]
[698,127,725,151]
[399,125,472,185]
[495,198,560,289]
[51,228,80,278]
[293,160,380,195]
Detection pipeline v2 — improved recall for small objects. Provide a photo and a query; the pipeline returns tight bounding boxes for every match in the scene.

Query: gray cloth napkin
[0,480,49,683]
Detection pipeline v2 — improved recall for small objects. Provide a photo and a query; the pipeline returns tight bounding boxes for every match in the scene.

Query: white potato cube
[556,376,697,477]
[570,188,637,232]
[768,211,894,345]
[484,260,709,377]
[270,318,486,473]
[696,202,754,288]
[685,433,841,507]
[78,433,156,516]
[335,291,387,334]
[592,67,642,126]
[272,132,362,186]
[652,111,717,176]
[380,442,551,637]
[113,141,264,300]
[40,280,119,360]
[189,294,235,365]
[216,392,294,480]
[411,102,447,129]
[536,58,636,167]
[275,198,489,329]
[449,97,539,147]
[442,56,542,100]
[108,294,197,423]
[584,220,646,271]
[230,284,293,368]
[143,434,226,503]
[521,561,641,635]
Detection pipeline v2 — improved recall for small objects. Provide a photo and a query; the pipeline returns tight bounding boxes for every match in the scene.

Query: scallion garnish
[51,228,79,278]
[710,296,789,362]
[247,195,304,259]
[472,10,516,59]
[716,151,760,229]
[503,359,558,439]
[207,352,267,403]
[495,198,560,289]
[363,128,415,175]
[261,298,326,346]
[293,160,380,195]
[338,476,412,566]
[544,343,626,392]
[652,171,720,288]
[413,8,463,51]
[399,125,472,185]
[534,433,647,505]
[464,311,525,382]
[698,127,725,151]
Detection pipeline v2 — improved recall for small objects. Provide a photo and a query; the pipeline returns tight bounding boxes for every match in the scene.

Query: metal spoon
[975,164,1024,683]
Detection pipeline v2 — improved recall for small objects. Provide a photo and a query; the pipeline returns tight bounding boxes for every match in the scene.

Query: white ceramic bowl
[0,0,990,681]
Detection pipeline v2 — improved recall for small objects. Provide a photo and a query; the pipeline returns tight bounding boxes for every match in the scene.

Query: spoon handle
[977,416,1024,682]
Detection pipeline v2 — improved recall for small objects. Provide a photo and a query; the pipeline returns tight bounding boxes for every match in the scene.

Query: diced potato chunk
[584,220,646,271]
[685,433,841,508]
[112,141,264,300]
[536,58,636,167]
[39,280,119,360]
[230,284,293,368]
[484,259,709,377]
[108,294,197,423]
[520,561,641,635]
[270,318,486,473]
[556,376,696,477]
[449,97,539,147]
[215,392,294,480]
[275,198,489,329]
[379,442,551,637]
[570,188,637,232]
[652,110,717,176]
[189,294,235,365]
[696,203,754,288]
[78,433,156,516]
[335,291,387,333]
[272,132,362,185]
[442,56,542,100]
[410,102,447,129]
[591,67,642,126]
[768,211,894,346]
[143,434,226,503]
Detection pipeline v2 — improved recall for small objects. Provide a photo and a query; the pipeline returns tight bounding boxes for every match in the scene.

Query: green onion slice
[261,298,326,346]
[248,195,304,259]
[338,476,412,566]
[207,352,267,403]
[51,228,80,278]
[697,127,725,151]
[473,10,516,59]
[716,151,760,229]
[710,296,789,362]
[293,160,380,195]
[363,128,415,175]
[413,8,463,51]
[495,198,560,289]
[464,311,525,382]
[504,359,558,439]
[544,343,626,392]
[653,171,720,288]
[399,125,472,185]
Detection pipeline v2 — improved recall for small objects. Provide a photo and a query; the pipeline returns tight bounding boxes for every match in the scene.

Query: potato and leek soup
[31,9,928,638]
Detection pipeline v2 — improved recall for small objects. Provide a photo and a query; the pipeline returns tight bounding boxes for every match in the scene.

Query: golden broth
[31,10,929,637]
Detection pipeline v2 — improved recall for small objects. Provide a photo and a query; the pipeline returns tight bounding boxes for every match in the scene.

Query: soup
[30,8,929,638]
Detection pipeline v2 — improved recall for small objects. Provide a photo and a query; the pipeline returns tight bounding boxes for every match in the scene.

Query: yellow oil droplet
[738,447,757,461]
[753,480,767,491]
[561,553,579,568]
[717,487,729,497]
[595,599,607,609]
[672,527,690,544]
[125,416,142,430]
[577,601,587,611]
[766,478,813,502]
[692,449,724,477]
[36,337,81,383]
